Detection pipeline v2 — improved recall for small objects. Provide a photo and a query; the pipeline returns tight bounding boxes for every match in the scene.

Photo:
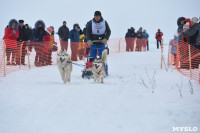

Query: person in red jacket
[155,29,163,49]
[4,19,19,65]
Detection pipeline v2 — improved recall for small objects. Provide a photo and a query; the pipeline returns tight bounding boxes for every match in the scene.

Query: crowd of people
[125,26,165,51]
[3,11,111,67]
[125,27,149,52]
[170,17,200,69]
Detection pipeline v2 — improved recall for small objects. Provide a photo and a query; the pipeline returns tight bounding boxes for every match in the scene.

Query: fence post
[19,41,24,70]
[188,45,192,79]
[118,38,122,53]
[26,46,31,70]
[3,41,6,77]
[199,72,200,84]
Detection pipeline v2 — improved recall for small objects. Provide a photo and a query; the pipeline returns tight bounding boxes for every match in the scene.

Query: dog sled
[81,41,109,79]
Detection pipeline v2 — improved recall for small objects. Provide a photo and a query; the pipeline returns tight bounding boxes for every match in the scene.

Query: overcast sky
[0,0,199,43]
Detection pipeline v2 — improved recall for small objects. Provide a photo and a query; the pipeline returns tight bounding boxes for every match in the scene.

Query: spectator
[185,17,200,69]
[5,19,19,65]
[17,20,29,65]
[155,29,163,49]
[186,17,200,49]
[78,29,85,60]
[25,24,33,52]
[49,26,57,64]
[69,24,80,61]
[135,27,143,51]
[125,27,136,52]
[170,32,179,65]
[177,17,186,33]
[58,21,69,51]
[32,20,47,66]
[182,22,190,42]
[143,29,149,51]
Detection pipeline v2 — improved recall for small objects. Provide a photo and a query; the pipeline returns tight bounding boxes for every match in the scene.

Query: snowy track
[0,48,200,133]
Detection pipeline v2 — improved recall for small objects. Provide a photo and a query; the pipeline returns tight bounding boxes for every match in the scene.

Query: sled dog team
[57,49,108,83]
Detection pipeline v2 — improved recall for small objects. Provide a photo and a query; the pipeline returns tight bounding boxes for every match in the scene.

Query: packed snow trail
[0,47,200,133]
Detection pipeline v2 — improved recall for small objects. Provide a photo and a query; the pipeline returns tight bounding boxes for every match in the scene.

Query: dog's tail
[102,49,107,63]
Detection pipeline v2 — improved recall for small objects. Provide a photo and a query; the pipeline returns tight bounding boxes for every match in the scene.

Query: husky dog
[92,49,108,83]
[57,50,72,83]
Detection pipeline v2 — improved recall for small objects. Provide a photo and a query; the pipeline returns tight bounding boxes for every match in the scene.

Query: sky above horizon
[0,0,199,43]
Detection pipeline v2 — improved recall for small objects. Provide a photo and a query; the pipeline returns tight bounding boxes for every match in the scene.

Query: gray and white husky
[92,49,108,83]
[57,50,72,83]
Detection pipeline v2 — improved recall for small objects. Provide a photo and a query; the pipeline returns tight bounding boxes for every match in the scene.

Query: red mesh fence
[0,38,147,78]
[167,40,200,83]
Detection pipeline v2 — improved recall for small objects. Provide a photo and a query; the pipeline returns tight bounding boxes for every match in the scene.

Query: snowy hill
[0,46,200,133]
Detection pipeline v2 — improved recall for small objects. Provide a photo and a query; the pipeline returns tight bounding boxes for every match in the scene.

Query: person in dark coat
[58,21,69,51]
[185,17,200,69]
[86,11,111,59]
[17,20,29,65]
[135,27,144,51]
[177,17,186,33]
[32,20,47,66]
[69,24,80,61]
[25,24,33,52]
[125,27,136,52]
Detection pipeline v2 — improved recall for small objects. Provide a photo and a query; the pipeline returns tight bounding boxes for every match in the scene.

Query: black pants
[157,40,162,49]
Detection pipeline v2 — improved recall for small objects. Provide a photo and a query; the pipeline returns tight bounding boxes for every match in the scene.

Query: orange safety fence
[0,38,148,78]
[168,40,200,83]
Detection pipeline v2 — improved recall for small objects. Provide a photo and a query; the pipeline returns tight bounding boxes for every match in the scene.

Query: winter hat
[139,27,143,31]
[130,27,135,31]
[183,22,190,29]
[8,19,19,29]
[94,11,101,16]
[143,29,146,32]
[158,29,160,31]
[47,27,53,32]
[50,26,54,30]
[191,17,198,23]
[19,20,24,23]
[25,24,29,27]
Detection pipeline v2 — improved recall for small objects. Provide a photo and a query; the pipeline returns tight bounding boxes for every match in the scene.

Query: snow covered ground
[0,45,200,133]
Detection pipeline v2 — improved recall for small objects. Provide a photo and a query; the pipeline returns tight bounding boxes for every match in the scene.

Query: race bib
[92,20,106,35]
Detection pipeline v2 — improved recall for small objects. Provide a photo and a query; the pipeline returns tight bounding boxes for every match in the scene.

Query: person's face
[191,21,195,26]
[174,35,177,39]
[38,24,42,28]
[94,16,101,22]
[12,23,15,29]
[75,26,78,30]
[63,22,66,26]
[19,23,24,27]
[181,20,185,25]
